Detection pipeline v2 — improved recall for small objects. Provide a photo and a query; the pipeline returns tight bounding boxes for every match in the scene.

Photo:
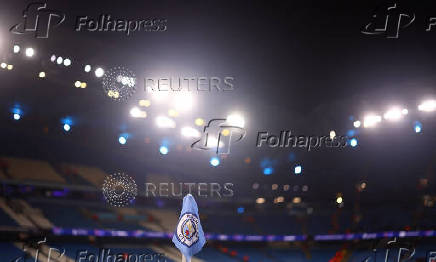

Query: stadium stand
[0,157,65,183]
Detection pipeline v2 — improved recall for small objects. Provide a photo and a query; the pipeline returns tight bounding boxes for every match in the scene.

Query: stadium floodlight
[84,65,91,72]
[13,113,21,120]
[210,157,220,167]
[0,63,6,69]
[63,58,71,66]
[159,145,169,155]
[418,100,436,112]
[7,64,13,70]
[130,107,146,118]
[56,56,63,64]
[63,124,71,132]
[181,127,200,138]
[139,99,151,107]
[118,136,127,145]
[156,116,176,128]
[383,107,404,121]
[256,197,266,204]
[25,47,34,57]
[95,67,104,78]
[38,72,46,78]
[174,92,193,111]
[13,45,20,53]
[350,138,358,147]
[292,197,302,204]
[195,118,205,126]
[80,82,87,88]
[263,167,273,175]
[74,81,81,88]
[353,120,361,128]
[329,130,336,139]
[50,55,56,62]
[414,121,422,133]
[336,196,343,204]
[226,113,245,128]
[294,165,302,175]
[363,114,381,128]
[402,108,408,115]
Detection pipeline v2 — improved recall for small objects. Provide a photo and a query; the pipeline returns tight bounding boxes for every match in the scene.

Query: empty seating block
[2,157,65,183]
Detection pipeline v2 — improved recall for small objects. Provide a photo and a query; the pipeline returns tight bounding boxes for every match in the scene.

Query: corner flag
[172,194,206,262]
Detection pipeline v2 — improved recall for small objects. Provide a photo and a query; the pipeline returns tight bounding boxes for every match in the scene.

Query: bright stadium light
[159,145,169,155]
[156,116,176,128]
[63,58,71,66]
[13,113,21,120]
[181,127,200,138]
[402,108,408,115]
[195,118,205,126]
[418,100,436,112]
[353,120,361,128]
[0,63,6,69]
[336,196,343,204]
[263,167,273,175]
[294,165,302,175]
[38,72,46,78]
[210,157,220,167]
[329,130,336,139]
[383,107,404,121]
[80,82,87,88]
[95,67,104,78]
[7,64,13,70]
[63,123,71,132]
[414,121,422,133]
[227,113,245,128]
[74,81,81,88]
[173,92,193,111]
[363,114,382,128]
[84,65,91,72]
[25,47,34,57]
[293,197,302,204]
[118,136,127,145]
[50,55,56,62]
[350,138,358,147]
[13,45,20,53]
[256,197,266,204]
[130,107,147,118]
[139,99,151,107]
[56,56,63,64]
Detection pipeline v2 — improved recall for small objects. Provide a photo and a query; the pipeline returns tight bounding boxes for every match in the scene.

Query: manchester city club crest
[176,213,200,247]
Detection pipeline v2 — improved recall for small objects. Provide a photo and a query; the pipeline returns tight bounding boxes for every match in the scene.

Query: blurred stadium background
[1,0,436,261]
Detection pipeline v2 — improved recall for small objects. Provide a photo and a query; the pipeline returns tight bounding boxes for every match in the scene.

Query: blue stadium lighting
[350,138,358,147]
[63,124,71,132]
[237,207,245,214]
[263,167,273,175]
[13,113,21,120]
[118,136,127,145]
[210,157,220,167]
[159,145,169,155]
[294,165,302,175]
[414,121,422,133]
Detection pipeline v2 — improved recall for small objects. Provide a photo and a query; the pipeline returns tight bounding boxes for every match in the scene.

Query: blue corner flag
[172,194,206,261]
